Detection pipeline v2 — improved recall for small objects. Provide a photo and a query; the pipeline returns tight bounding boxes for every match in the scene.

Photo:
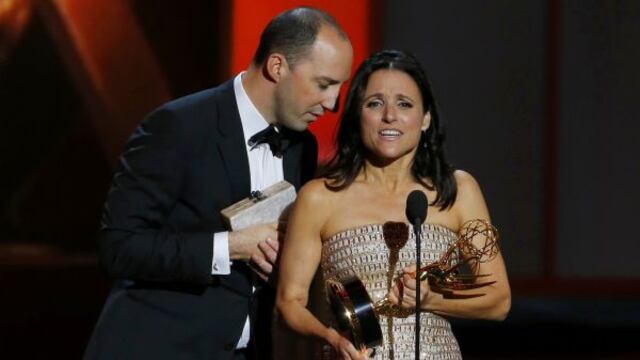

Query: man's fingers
[253,269,268,282]
[258,240,278,264]
[265,237,279,252]
[250,253,273,275]
[256,271,268,282]
[247,259,269,281]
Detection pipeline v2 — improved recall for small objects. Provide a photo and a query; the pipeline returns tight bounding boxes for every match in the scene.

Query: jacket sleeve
[98,107,213,285]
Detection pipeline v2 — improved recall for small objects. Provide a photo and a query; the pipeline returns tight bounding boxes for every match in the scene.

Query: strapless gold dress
[321,224,462,360]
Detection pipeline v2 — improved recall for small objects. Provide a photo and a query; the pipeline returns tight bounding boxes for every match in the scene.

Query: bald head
[252,7,349,68]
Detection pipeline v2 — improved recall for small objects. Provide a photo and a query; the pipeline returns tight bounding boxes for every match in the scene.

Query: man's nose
[322,89,341,113]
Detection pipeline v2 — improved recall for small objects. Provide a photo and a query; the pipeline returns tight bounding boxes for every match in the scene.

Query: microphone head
[406,190,428,225]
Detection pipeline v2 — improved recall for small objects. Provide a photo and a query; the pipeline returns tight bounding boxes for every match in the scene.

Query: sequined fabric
[321,224,463,360]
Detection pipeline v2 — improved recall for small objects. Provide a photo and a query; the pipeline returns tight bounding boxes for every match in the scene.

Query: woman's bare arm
[390,170,511,320]
[424,170,511,320]
[276,179,366,359]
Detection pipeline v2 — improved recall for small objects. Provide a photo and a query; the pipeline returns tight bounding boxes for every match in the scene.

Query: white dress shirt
[211,73,284,348]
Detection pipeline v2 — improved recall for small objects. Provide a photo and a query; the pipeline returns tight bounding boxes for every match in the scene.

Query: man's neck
[241,66,276,125]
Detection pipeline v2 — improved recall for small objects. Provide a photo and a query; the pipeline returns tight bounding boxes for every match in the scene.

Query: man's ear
[421,111,432,131]
[264,53,289,82]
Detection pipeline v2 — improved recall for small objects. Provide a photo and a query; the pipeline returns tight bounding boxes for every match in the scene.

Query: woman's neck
[360,157,415,192]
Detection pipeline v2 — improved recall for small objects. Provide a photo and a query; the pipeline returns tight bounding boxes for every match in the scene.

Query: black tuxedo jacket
[84,80,317,359]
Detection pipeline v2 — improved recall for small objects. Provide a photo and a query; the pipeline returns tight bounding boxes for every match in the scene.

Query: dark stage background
[1,0,639,358]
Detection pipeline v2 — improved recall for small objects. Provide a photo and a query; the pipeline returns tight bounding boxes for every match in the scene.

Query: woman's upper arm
[453,170,510,291]
[277,180,330,306]
[453,170,490,223]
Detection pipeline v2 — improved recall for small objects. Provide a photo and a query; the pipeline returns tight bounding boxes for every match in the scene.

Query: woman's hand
[325,327,370,360]
[388,265,430,309]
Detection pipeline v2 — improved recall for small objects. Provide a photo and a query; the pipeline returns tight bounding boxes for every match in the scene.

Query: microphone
[406,190,428,227]
[405,190,428,360]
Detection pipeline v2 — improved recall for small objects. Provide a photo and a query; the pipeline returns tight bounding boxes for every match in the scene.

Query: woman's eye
[398,101,413,108]
[365,100,383,108]
[318,83,329,90]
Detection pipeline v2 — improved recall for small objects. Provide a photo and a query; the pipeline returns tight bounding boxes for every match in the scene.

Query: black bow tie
[247,125,289,158]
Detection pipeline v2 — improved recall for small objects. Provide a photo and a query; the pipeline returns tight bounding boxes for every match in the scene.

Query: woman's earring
[422,131,428,148]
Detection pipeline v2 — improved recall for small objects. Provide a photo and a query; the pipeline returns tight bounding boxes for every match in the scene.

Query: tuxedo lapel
[214,80,309,197]
[283,141,302,189]
[215,81,251,203]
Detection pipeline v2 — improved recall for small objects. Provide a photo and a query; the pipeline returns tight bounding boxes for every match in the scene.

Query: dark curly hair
[322,50,457,209]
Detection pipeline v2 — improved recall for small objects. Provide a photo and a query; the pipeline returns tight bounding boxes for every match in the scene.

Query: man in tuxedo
[84,7,352,359]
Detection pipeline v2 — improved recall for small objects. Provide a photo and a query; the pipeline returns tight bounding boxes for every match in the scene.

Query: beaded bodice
[321,223,462,360]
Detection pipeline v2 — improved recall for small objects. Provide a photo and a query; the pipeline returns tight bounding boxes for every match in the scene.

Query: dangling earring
[421,131,428,149]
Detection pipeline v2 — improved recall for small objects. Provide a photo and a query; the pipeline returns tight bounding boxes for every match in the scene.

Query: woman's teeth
[380,129,401,137]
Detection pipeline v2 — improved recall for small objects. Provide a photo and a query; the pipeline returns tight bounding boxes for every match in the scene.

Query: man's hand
[228,222,283,282]
[228,222,278,260]
[250,238,280,282]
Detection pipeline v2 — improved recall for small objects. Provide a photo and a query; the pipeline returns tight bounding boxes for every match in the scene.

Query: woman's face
[360,69,430,163]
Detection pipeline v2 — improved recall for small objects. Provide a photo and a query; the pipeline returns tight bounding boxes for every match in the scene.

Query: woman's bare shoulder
[297,178,340,207]
[453,169,482,195]
[291,179,342,237]
[451,169,490,221]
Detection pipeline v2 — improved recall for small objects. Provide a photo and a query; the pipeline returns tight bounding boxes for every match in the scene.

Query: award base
[325,276,383,349]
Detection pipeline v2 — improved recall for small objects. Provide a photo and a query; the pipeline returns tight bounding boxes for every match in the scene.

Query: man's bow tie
[247,125,289,158]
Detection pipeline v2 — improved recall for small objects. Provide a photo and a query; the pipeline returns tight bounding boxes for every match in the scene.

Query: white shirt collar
[233,72,271,143]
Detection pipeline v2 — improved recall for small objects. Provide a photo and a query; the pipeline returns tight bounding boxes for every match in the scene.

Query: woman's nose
[382,105,397,123]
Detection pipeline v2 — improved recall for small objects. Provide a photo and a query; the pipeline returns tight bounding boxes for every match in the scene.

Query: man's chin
[295,123,311,131]
[282,119,311,132]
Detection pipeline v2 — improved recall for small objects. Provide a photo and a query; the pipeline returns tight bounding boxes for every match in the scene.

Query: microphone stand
[412,218,422,360]
[406,190,427,360]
